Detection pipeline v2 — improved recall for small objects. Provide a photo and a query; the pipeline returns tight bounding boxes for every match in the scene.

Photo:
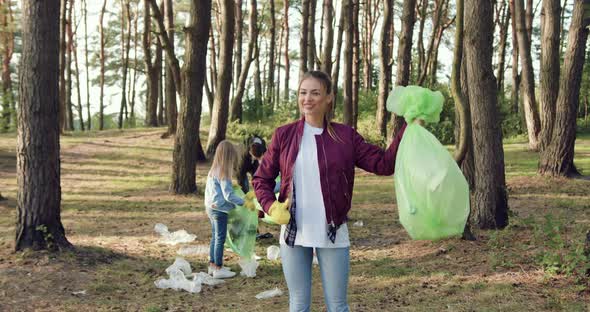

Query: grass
[0,126,589,311]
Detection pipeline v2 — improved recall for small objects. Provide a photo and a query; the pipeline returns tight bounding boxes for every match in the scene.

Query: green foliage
[226,119,275,143]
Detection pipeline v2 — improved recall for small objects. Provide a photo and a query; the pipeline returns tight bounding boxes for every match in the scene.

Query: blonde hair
[210,140,239,181]
[298,71,342,143]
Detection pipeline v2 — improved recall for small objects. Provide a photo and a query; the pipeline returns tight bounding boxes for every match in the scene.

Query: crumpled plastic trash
[255,287,283,299]
[191,272,225,286]
[177,245,209,256]
[353,220,364,227]
[154,268,202,293]
[154,223,197,245]
[165,257,192,277]
[239,257,258,278]
[266,245,280,261]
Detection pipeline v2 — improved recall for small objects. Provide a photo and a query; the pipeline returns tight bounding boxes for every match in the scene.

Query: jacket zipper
[341,171,350,200]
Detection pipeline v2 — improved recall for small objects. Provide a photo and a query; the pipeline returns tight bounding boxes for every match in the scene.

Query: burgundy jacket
[252,117,407,227]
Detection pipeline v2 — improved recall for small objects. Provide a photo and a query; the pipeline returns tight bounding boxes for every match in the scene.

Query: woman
[252,71,407,312]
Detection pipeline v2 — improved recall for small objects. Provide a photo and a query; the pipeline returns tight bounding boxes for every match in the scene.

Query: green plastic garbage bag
[387,85,444,124]
[225,188,259,258]
[394,124,470,240]
[387,85,469,240]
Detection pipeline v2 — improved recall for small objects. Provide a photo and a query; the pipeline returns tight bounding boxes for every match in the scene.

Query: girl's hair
[298,71,342,142]
[210,140,239,180]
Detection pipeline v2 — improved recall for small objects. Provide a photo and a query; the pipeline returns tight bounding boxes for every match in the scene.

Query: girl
[252,71,407,311]
[204,140,244,279]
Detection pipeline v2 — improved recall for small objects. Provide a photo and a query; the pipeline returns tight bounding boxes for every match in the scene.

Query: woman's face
[298,78,332,120]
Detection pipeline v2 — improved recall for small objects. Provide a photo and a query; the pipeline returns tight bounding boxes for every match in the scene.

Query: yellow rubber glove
[268,199,291,225]
[243,191,257,211]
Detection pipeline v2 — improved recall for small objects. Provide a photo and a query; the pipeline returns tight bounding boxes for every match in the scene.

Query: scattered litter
[71,290,86,296]
[255,287,283,299]
[353,220,364,227]
[254,254,262,261]
[238,257,258,278]
[154,223,196,245]
[191,272,225,286]
[154,268,202,293]
[177,245,209,256]
[166,257,192,277]
[266,245,280,260]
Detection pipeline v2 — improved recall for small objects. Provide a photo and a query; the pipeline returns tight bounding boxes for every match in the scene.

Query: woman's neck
[305,114,324,128]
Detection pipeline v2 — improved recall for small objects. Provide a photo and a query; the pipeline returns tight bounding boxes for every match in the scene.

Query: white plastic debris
[266,245,280,261]
[177,245,209,256]
[192,272,225,286]
[154,223,197,245]
[238,257,259,278]
[254,254,262,261]
[353,220,364,227]
[255,287,283,299]
[154,268,202,293]
[71,290,87,296]
[166,257,192,277]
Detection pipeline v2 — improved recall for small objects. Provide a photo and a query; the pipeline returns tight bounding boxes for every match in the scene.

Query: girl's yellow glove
[243,191,257,211]
[268,199,291,225]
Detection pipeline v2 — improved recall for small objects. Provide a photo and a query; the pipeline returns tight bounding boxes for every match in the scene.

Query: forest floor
[0,128,589,311]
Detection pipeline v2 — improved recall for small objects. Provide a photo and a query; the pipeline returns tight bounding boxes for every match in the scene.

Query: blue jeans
[207,208,228,267]
[280,245,350,312]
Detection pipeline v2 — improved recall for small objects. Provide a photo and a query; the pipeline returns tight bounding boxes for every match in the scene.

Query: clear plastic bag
[266,245,280,260]
[255,287,283,299]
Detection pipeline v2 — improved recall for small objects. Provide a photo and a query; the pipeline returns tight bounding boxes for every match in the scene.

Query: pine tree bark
[390,0,417,140]
[72,4,85,131]
[99,0,107,130]
[233,0,242,99]
[539,1,589,177]
[538,0,561,150]
[509,0,520,114]
[59,0,67,132]
[342,0,354,126]
[66,2,74,131]
[83,0,91,129]
[206,0,235,157]
[16,0,72,251]
[230,0,257,122]
[514,0,541,150]
[307,0,317,71]
[331,4,345,106]
[119,0,131,129]
[144,0,159,127]
[352,0,360,129]
[1,0,15,131]
[283,0,290,103]
[464,0,508,229]
[320,0,334,76]
[377,0,394,138]
[266,0,276,113]
[496,0,510,94]
[164,0,177,134]
[300,0,310,79]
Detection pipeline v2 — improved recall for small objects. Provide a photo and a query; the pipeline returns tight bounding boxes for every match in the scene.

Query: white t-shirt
[280,122,350,248]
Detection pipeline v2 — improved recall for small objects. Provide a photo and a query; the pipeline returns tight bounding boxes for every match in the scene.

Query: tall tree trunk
[143,0,158,127]
[300,0,310,79]
[99,0,107,130]
[514,0,541,150]
[72,5,85,131]
[254,46,263,116]
[416,0,428,82]
[451,0,469,165]
[496,0,510,95]
[148,0,208,192]
[352,0,360,128]
[119,0,131,129]
[164,0,177,135]
[390,0,417,140]
[538,0,561,150]
[377,0,394,138]
[361,0,373,90]
[283,0,290,103]
[342,0,354,126]
[208,24,218,96]
[539,1,589,177]
[509,0,520,114]
[130,1,139,127]
[464,0,509,229]
[233,0,242,98]
[16,0,72,251]
[307,0,317,71]
[266,0,276,114]
[418,0,442,86]
[206,0,234,157]
[66,0,74,131]
[83,0,91,129]
[59,0,67,132]
[1,0,15,131]
[157,38,164,125]
[558,0,568,56]
[331,4,345,106]
[230,0,257,122]
[320,0,334,76]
